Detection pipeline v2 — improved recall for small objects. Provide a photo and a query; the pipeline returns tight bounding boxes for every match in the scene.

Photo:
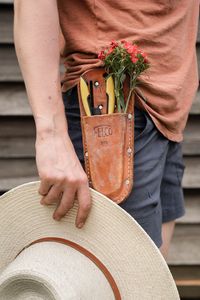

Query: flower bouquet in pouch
[78,40,150,203]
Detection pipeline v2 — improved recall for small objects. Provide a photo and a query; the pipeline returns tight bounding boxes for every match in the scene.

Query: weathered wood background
[0,2,200,298]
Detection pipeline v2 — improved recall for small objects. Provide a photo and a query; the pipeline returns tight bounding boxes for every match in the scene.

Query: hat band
[17,237,121,300]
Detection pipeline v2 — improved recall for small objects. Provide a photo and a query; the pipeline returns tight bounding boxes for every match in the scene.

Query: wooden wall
[0,1,200,298]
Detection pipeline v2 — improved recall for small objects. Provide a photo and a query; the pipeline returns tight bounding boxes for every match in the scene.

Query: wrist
[35,114,68,139]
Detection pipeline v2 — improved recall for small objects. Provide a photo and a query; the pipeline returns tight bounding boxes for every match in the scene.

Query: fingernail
[77,222,84,229]
[53,214,60,221]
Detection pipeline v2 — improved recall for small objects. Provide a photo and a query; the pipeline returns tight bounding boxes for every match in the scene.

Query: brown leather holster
[78,68,134,204]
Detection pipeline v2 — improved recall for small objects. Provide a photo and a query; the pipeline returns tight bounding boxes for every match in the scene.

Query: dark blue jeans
[63,86,185,247]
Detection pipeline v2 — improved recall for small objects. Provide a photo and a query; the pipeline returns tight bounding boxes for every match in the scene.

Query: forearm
[14,0,67,136]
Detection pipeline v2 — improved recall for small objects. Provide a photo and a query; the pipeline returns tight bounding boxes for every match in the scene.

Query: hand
[35,131,91,228]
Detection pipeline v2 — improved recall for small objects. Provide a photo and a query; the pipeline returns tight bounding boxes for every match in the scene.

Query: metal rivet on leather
[94,81,99,87]
[128,113,132,120]
[125,179,130,185]
[127,147,132,154]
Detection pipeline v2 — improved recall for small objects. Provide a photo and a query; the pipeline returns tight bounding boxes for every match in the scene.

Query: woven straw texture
[0,181,180,299]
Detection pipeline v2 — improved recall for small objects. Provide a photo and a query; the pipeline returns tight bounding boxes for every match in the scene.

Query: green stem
[115,91,121,112]
[124,78,137,113]
[114,76,121,113]
[124,87,134,113]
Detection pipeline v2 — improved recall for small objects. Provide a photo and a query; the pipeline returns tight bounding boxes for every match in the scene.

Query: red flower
[123,41,132,50]
[137,50,148,62]
[110,40,118,48]
[124,42,138,56]
[131,55,138,63]
[141,52,148,63]
[98,50,106,60]
[107,47,115,55]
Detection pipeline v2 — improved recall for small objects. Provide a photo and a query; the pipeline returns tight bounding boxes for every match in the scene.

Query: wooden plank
[0,158,37,178]
[0,136,35,158]
[198,21,200,43]
[176,279,200,286]
[183,116,200,155]
[197,42,200,77]
[183,157,200,189]
[0,83,199,117]
[0,46,65,82]
[0,0,13,3]
[4,156,199,191]
[0,84,32,116]
[2,135,200,163]
[0,177,39,192]
[0,46,22,81]
[0,117,35,158]
[168,224,200,265]
[170,266,200,282]
[0,157,38,191]
[177,286,200,299]
[178,191,200,224]
[0,157,199,193]
[0,113,199,158]
[170,266,200,299]
[0,5,13,43]
[0,41,199,81]
[0,121,200,187]
[0,117,35,137]
[190,89,200,114]
[0,5,199,45]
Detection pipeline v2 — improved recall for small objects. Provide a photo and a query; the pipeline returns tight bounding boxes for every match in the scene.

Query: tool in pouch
[78,68,134,204]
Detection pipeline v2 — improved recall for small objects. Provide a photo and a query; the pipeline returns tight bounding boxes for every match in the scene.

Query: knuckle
[39,170,51,180]
[40,172,65,184]
[67,173,88,186]
[79,174,88,185]
[67,176,78,186]
[44,195,55,204]
[55,174,65,184]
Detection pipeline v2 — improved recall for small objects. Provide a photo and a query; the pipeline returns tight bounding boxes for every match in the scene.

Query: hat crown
[0,242,115,300]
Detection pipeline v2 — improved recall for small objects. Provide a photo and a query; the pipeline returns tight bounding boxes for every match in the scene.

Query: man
[14,0,199,258]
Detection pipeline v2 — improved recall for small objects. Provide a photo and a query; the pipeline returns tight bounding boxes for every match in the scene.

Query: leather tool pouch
[78,68,134,204]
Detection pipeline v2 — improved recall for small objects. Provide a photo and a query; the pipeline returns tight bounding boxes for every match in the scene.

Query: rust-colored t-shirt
[57,0,199,142]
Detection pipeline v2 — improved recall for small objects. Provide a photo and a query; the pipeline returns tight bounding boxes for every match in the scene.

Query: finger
[40,184,63,205]
[76,183,91,228]
[38,178,52,196]
[53,186,76,221]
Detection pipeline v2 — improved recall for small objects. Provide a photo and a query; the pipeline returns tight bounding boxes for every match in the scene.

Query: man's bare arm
[14,0,91,227]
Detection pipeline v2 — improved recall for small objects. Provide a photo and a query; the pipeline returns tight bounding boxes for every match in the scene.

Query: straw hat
[0,181,179,299]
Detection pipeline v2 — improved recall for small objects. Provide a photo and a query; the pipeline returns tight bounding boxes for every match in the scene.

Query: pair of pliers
[80,75,115,116]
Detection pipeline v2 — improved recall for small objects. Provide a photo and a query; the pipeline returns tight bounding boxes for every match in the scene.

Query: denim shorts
[62,86,185,248]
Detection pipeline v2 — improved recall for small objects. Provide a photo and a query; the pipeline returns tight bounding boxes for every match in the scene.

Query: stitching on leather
[82,101,134,203]
[120,115,128,201]
[117,113,132,202]
[120,101,134,202]
[84,121,91,184]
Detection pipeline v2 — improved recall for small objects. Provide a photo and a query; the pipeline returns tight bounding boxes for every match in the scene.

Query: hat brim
[0,181,179,299]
